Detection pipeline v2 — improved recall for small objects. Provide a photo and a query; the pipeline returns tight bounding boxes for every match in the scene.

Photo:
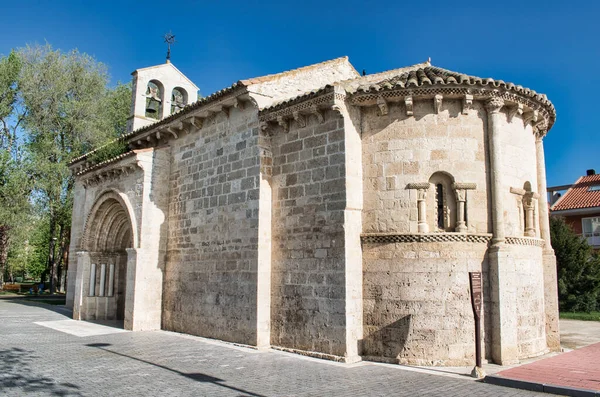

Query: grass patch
[560,311,600,321]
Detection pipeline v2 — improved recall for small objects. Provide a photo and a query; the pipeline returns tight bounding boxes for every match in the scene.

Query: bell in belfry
[145,83,162,119]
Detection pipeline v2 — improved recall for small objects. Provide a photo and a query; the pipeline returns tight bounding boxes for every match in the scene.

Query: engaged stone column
[523,193,536,237]
[454,188,467,233]
[417,188,429,233]
[535,134,553,249]
[535,130,561,351]
[486,98,506,245]
[486,97,519,365]
[408,183,429,233]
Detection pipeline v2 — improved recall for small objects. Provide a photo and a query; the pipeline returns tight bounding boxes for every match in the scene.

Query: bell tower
[127,61,199,133]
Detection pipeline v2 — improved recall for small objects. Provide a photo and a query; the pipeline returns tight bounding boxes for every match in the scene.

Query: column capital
[485,97,505,114]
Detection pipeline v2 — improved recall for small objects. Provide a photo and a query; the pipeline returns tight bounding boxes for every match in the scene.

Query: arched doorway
[79,191,136,323]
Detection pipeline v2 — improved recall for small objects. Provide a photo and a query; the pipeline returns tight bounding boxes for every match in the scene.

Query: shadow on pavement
[85,343,264,397]
[7,299,73,317]
[0,347,82,396]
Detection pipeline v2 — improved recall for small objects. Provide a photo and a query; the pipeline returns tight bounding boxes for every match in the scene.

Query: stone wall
[495,116,540,237]
[162,107,262,345]
[362,241,490,366]
[270,109,349,357]
[361,99,490,234]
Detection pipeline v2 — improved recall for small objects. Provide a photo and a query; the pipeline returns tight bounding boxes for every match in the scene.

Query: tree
[0,50,31,288]
[15,44,131,293]
[0,150,31,287]
[550,216,600,312]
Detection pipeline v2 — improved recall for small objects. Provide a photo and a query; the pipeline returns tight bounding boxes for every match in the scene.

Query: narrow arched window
[436,184,444,229]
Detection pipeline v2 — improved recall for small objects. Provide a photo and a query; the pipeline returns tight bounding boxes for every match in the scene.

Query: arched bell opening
[170,87,188,114]
[79,194,135,324]
[145,80,164,120]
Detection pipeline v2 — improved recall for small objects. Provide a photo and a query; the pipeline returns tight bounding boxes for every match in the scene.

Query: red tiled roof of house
[551,174,600,211]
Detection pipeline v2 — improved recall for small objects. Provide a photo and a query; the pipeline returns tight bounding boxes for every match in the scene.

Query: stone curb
[485,375,600,397]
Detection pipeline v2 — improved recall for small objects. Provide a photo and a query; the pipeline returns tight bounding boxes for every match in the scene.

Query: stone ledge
[361,233,492,244]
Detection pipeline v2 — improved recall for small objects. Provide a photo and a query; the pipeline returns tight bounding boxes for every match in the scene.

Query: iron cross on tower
[164,32,176,63]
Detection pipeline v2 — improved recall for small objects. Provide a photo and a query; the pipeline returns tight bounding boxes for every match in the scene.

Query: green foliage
[551,217,600,312]
[0,44,132,291]
[0,51,22,151]
[559,311,600,322]
[88,139,128,165]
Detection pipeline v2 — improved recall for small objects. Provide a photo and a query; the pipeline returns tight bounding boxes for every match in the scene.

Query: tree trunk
[47,216,57,294]
[0,225,10,289]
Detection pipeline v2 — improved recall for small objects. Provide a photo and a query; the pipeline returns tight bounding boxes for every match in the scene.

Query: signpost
[469,272,484,378]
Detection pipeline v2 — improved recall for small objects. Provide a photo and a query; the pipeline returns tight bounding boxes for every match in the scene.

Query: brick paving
[0,299,548,397]
[490,342,600,393]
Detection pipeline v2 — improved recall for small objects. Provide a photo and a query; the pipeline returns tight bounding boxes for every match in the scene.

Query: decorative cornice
[78,152,144,187]
[350,86,553,136]
[361,233,492,244]
[505,236,545,247]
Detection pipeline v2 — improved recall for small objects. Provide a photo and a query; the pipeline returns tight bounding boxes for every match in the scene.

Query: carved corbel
[293,111,307,128]
[277,116,289,133]
[462,94,473,115]
[404,96,413,116]
[191,116,204,130]
[166,127,178,139]
[310,105,324,124]
[533,119,548,137]
[485,97,505,114]
[233,97,244,111]
[377,96,388,116]
[146,135,156,145]
[507,103,523,122]
[434,94,443,114]
[155,130,161,141]
[522,110,539,127]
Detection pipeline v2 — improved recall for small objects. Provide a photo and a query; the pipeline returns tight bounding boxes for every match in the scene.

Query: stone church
[66,56,559,366]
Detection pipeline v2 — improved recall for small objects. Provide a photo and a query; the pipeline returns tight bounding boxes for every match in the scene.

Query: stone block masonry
[270,109,351,357]
[163,107,262,345]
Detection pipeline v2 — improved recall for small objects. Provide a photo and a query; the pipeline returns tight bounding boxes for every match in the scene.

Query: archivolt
[81,190,137,251]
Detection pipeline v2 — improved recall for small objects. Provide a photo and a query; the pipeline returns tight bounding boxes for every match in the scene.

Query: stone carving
[507,103,523,122]
[233,97,244,111]
[277,116,289,132]
[523,110,539,126]
[462,94,473,115]
[434,94,443,114]
[404,95,413,116]
[485,97,505,113]
[377,96,388,116]
[293,111,307,128]
[310,105,325,123]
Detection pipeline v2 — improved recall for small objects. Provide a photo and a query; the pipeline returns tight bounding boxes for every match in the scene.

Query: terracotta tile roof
[352,65,555,120]
[551,174,600,211]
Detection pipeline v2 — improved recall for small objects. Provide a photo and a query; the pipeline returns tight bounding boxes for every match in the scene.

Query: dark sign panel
[469,272,482,318]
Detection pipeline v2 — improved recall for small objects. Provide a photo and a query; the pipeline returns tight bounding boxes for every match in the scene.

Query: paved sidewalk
[486,343,600,396]
[0,299,546,397]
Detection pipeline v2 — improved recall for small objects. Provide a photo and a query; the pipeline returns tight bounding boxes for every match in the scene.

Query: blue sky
[1,0,597,186]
